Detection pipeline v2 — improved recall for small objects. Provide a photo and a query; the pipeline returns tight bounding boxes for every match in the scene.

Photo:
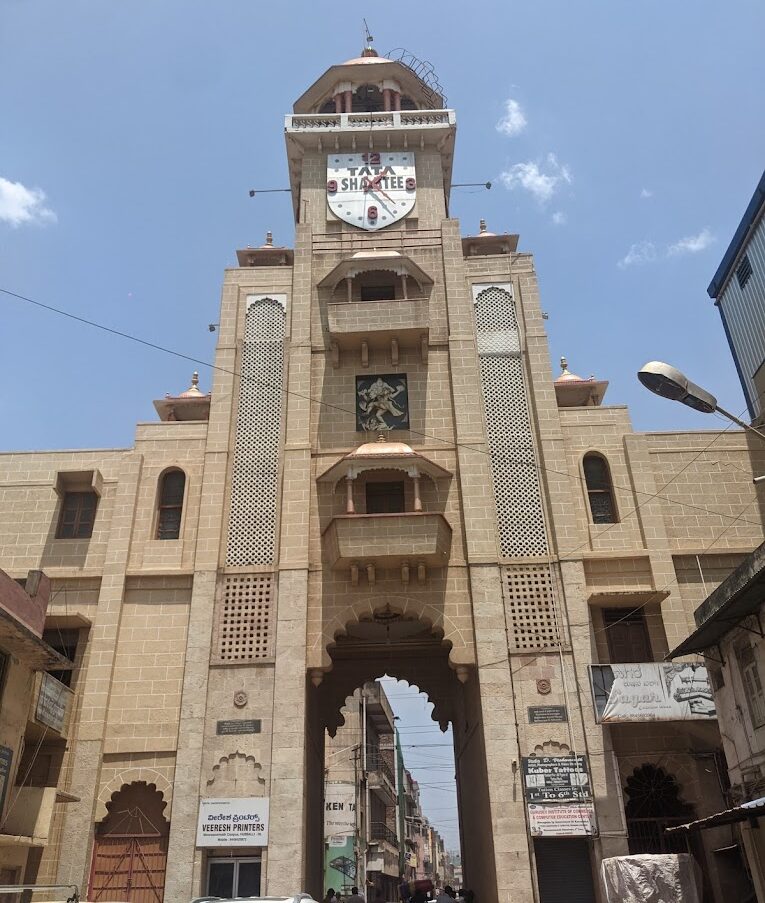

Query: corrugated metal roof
[666,797,765,833]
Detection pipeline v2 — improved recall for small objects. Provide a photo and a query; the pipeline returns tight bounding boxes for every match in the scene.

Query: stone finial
[191,371,199,388]
[265,231,273,246]
[479,219,487,233]
[560,356,568,372]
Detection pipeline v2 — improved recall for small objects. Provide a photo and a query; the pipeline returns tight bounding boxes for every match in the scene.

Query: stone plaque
[356,374,409,432]
[216,719,262,736]
[528,705,568,724]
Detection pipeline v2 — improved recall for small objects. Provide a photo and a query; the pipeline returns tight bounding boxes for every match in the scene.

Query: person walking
[323,889,338,903]
[435,886,455,903]
[346,886,365,903]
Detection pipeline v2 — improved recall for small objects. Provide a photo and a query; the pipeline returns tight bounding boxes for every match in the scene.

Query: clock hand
[366,174,394,202]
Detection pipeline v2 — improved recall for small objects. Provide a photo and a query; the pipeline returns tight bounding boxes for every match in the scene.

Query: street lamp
[638,361,765,481]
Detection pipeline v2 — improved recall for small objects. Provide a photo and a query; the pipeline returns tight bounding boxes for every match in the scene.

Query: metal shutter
[534,838,596,903]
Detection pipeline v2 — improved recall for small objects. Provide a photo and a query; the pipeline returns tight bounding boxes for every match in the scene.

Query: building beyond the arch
[0,43,764,903]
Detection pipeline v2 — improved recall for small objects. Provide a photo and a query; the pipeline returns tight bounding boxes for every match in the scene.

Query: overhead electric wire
[2,286,762,535]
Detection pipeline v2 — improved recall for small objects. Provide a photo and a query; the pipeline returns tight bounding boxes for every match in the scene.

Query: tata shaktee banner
[589,663,716,723]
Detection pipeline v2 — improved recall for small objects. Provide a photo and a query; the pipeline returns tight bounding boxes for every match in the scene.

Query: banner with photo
[589,662,716,723]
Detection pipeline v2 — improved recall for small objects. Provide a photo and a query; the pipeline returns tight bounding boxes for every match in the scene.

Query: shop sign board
[522,755,590,803]
[528,803,596,836]
[196,797,269,847]
[324,781,357,837]
[36,673,73,732]
[589,663,716,723]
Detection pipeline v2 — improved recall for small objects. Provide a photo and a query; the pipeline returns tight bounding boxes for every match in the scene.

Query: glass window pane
[236,861,261,896]
[161,472,186,506]
[589,490,615,524]
[208,861,235,897]
[583,455,608,489]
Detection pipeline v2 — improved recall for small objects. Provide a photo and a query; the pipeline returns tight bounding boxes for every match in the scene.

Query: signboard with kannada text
[589,662,716,723]
[196,797,269,847]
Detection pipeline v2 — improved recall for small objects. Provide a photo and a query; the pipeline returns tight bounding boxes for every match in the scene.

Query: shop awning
[665,797,765,833]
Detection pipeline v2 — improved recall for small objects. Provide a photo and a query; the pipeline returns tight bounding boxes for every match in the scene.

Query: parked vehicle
[191,896,319,903]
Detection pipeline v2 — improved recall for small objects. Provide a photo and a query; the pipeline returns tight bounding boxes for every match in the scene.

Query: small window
[43,628,79,688]
[736,254,753,290]
[366,481,405,514]
[737,643,765,727]
[583,454,617,524]
[603,608,652,663]
[156,470,186,540]
[360,283,396,302]
[56,491,98,539]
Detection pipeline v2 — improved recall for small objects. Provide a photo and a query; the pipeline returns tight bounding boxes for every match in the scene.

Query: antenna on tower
[363,19,374,48]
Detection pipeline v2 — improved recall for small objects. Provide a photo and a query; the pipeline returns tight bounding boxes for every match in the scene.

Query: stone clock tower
[165,45,562,902]
[6,35,748,903]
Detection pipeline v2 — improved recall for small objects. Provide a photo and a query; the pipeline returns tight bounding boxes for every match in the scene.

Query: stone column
[265,223,315,895]
[55,455,143,891]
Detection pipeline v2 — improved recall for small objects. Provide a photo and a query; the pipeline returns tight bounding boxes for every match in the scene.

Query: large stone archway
[302,605,500,903]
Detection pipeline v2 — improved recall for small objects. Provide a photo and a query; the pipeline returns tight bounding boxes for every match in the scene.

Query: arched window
[156,469,186,540]
[624,764,693,854]
[583,453,617,524]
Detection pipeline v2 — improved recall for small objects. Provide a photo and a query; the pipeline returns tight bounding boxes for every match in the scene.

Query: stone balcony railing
[322,512,452,575]
[286,109,455,134]
[327,298,429,356]
[0,787,58,846]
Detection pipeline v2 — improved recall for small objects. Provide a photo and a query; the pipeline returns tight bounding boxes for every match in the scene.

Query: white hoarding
[324,782,357,837]
[196,797,269,847]
[590,663,716,723]
[528,803,596,837]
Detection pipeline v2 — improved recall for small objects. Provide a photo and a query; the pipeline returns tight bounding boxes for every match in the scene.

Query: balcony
[367,753,397,806]
[322,513,452,574]
[28,672,74,738]
[370,821,399,847]
[286,108,455,137]
[0,787,58,847]
[327,297,429,359]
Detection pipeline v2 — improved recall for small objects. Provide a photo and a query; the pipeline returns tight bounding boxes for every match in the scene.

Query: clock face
[327,152,416,231]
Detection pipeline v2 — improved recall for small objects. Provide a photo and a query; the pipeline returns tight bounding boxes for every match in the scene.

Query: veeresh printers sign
[196,797,269,847]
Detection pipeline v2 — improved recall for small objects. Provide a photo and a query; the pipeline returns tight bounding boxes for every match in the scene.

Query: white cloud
[618,241,657,268]
[640,188,653,199]
[499,153,572,204]
[667,227,714,256]
[552,211,567,226]
[496,98,527,137]
[0,177,56,227]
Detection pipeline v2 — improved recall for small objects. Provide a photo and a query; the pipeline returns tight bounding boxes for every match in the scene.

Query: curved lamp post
[638,361,765,481]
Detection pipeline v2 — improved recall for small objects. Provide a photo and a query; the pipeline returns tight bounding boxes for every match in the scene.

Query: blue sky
[2,0,764,852]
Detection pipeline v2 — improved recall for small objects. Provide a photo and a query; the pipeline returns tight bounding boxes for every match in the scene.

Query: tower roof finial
[361,19,378,57]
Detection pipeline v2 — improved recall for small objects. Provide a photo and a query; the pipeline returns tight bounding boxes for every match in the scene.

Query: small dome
[555,356,587,383]
[177,371,206,397]
[478,219,496,237]
[349,439,417,458]
[342,52,391,66]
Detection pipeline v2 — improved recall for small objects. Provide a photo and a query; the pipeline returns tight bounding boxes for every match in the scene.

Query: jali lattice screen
[473,284,549,558]
[503,564,562,651]
[213,574,275,662]
[226,296,286,566]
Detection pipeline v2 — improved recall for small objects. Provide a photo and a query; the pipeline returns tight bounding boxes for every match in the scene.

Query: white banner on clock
[327,152,416,231]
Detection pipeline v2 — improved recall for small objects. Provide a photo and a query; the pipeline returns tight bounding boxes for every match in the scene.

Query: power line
[2,286,762,539]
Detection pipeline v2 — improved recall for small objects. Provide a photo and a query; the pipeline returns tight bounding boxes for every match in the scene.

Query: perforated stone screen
[226,297,286,566]
[473,285,549,558]
[214,574,275,663]
[503,565,561,651]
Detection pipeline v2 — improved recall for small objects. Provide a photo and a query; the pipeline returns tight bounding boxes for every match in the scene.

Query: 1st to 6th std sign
[196,797,269,847]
